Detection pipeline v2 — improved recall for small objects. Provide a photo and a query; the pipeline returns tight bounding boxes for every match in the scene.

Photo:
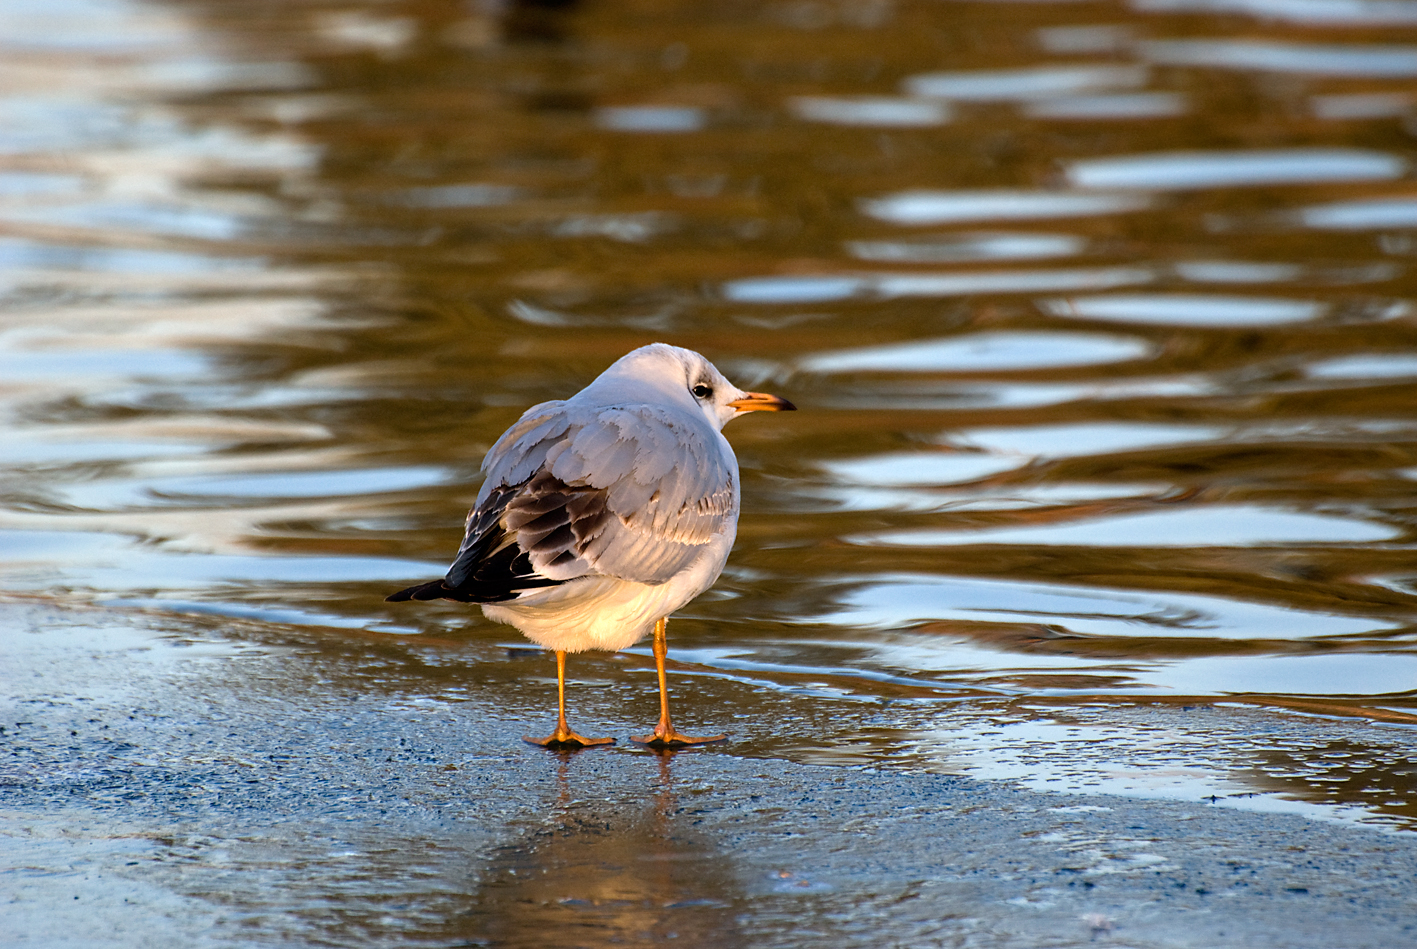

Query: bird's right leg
[631,617,725,747]
[524,650,614,748]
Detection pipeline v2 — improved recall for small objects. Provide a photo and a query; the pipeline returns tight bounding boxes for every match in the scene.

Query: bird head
[596,343,795,431]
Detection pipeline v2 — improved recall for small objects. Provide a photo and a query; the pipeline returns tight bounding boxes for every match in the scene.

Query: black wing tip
[387,574,556,604]
[386,579,456,602]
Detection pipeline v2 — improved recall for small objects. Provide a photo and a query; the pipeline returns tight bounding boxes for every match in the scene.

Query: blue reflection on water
[802,331,1152,372]
[857,505,1400,547]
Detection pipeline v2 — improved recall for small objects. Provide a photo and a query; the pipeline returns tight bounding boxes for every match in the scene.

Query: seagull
[387,343,795,748]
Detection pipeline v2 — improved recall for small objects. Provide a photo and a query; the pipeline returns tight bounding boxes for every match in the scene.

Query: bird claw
[523,730,614,750]
[630,730,726,748]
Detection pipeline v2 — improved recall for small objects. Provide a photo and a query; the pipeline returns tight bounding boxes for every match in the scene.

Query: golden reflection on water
[451,753,744,948]
[1,0,1416,828]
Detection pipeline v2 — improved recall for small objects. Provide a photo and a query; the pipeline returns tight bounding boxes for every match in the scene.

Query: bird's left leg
[524,650,614,748]
[632,617,725,747]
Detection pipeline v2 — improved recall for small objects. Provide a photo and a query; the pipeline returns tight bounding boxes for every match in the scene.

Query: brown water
[2,0,1417,835]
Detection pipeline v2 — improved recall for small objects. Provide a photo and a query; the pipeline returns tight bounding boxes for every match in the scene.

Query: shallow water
[2,0,1416,857]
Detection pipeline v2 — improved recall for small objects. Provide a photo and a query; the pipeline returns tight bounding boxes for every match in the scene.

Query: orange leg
[524,650,614,749]
[632,618,725,747]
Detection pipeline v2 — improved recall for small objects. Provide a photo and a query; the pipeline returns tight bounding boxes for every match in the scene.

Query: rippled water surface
[3,0,1417,850]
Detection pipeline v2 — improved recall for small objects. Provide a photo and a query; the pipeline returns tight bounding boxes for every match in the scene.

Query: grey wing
[476,399,572,505]
[482,402,737,585]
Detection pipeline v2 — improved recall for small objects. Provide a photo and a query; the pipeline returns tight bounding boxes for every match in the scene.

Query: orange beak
[728,391,797,413]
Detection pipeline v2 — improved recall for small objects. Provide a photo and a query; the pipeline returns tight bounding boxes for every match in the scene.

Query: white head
[588,343,795,432]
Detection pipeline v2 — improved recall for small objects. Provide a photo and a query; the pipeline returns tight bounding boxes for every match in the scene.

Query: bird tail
[385,579,456,602]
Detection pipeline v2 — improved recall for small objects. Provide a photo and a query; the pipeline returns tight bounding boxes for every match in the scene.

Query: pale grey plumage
[474,350,737,587]
[390,342,793,658]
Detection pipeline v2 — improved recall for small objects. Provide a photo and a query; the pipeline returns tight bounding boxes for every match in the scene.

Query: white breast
[481,523,737,653]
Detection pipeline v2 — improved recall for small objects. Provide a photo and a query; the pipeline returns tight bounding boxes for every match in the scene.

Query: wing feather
[476,402,571,504]
[390,398,738,605]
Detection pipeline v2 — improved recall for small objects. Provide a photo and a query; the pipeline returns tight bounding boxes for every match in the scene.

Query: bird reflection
[450,750,746,948]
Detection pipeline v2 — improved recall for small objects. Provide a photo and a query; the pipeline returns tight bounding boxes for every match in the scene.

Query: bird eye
[691,384,713,399]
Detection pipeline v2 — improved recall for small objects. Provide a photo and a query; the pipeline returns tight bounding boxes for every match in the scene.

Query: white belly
[480,527,735,653]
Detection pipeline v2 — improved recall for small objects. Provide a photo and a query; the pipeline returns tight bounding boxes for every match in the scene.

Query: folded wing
[386,402,736,604]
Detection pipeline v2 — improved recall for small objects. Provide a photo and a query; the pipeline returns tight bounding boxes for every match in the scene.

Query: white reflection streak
[722,266,1153,304]
[1308,354,1417,379]
[801,331,1151,372]
[854,505,1399,547]
[789,96,950,126]
[873,266,1152,298]
[846,232,1086,263]
[821,453,1022,487]
[1041,293,1325,325]
[594,105,705,132]
[958,421,1222,458]
[1066,149,1406,190]
[1133,0,1417,25]
[1024,92,1188,120]
[1300,197,1417,229]
[1172,261,1303,284]
[828,574,1394,639]
[904,64,1147,100]
[1140,39,1417,76]
[861,189,1152,224]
